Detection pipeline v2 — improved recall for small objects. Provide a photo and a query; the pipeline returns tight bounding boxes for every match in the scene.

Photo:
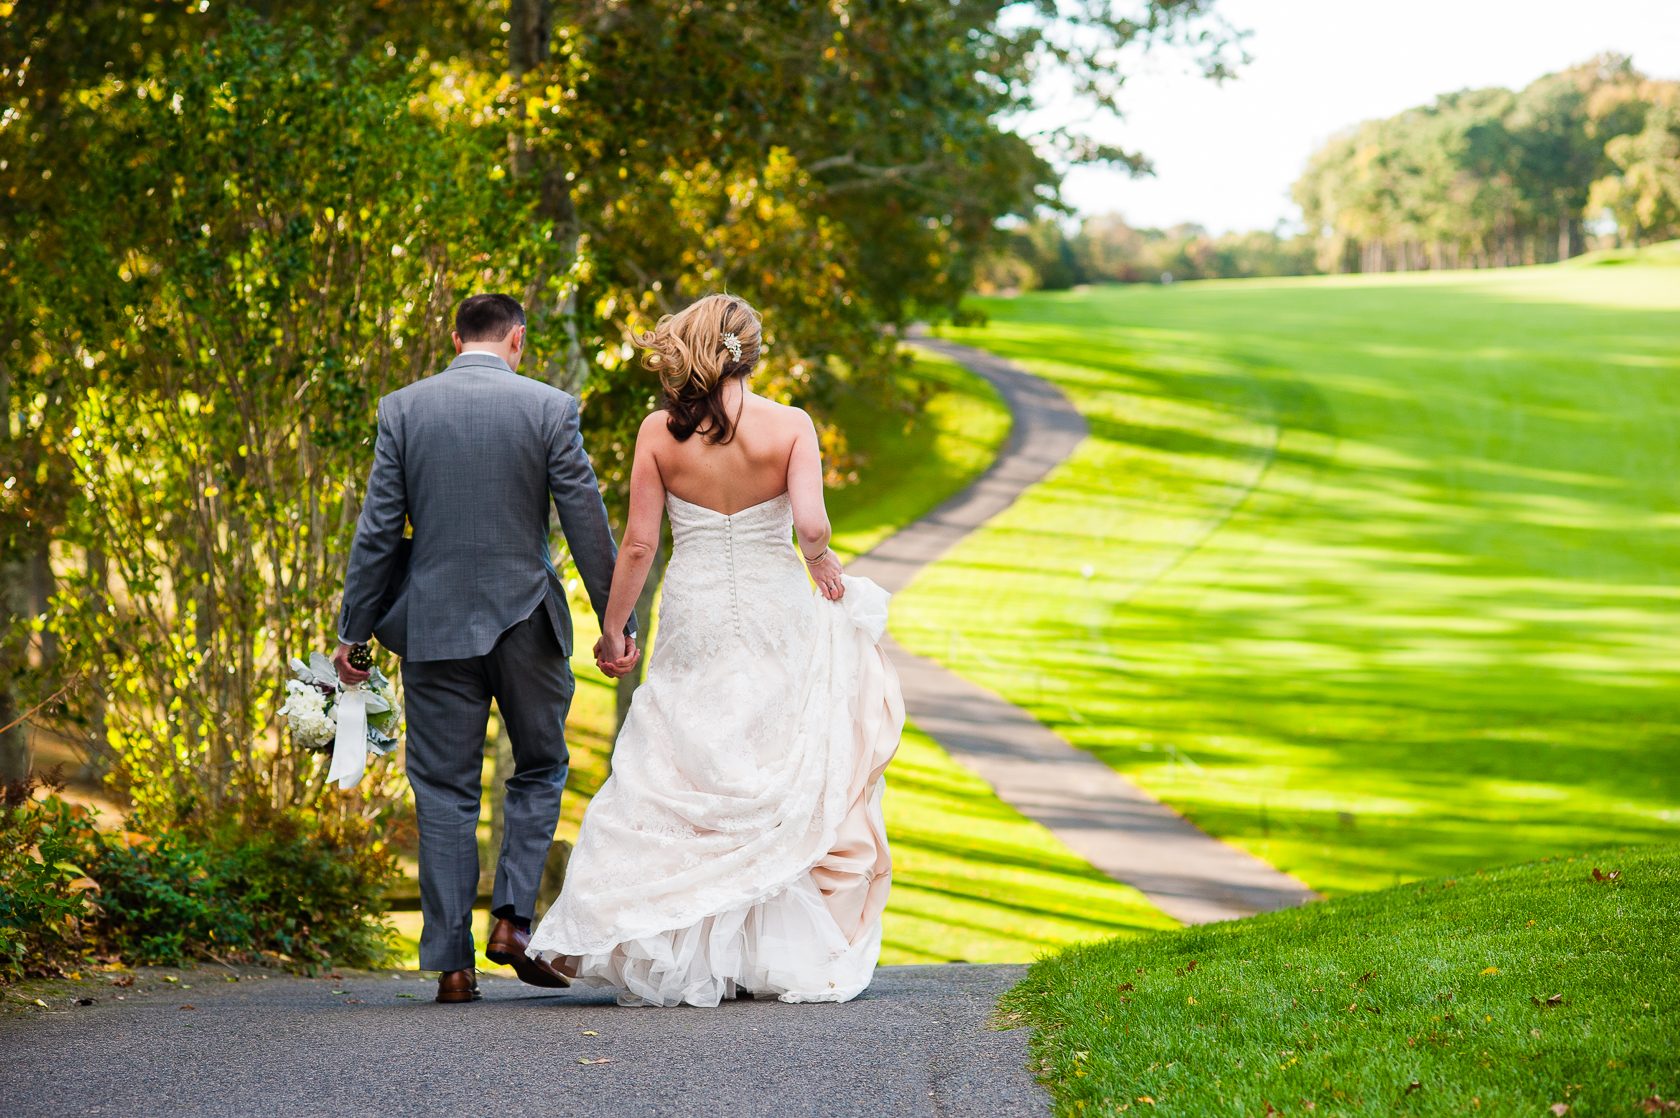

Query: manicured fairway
[1004,844,1679,1117]
[391,352,1169,968]
[895,262,1680,896]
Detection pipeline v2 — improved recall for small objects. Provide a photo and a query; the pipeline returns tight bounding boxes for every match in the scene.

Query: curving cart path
[852,338,1319,925]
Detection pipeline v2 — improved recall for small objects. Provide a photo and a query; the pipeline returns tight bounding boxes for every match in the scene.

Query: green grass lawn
[826,349,1015,561]
[390,350,1171,968]
[892,262,1680,896]
[1003,844,1679,1117]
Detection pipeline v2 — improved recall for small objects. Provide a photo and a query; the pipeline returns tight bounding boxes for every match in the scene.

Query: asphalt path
[1,963,1043,1117]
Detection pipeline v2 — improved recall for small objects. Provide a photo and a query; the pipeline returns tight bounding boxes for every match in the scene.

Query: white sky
[1035,0,1680,234]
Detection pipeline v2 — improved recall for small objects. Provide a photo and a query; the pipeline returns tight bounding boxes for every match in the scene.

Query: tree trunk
[84,548,110,783]
[613,538,666,744]
[0,335,28,786]
[483,706,514,899]
[506,0,589,395]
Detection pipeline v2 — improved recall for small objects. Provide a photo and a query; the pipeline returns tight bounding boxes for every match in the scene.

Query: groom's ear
[451,331,464,355]
[511,324,526,353]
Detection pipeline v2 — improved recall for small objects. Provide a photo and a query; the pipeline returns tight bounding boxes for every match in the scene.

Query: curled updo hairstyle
[634,293,763,445]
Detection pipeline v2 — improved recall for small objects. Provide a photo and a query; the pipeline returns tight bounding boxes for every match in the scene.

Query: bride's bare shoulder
[637,409,676,442]
[748,394,816,432]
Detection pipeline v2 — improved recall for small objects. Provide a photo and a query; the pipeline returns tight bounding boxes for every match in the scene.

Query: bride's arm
[596,415,667,673]
[788,413,844,601]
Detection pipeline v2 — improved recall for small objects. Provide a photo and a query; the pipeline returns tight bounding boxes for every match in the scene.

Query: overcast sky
[1035,0,1680,234]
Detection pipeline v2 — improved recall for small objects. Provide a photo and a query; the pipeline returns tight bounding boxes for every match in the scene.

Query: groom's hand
[331,642,371,686]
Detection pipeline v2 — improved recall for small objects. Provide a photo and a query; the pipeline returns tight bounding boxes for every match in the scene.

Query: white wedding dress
[527,492,904,1006]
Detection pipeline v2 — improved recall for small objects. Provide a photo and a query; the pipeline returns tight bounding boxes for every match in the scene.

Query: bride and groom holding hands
[331,292,904,1007]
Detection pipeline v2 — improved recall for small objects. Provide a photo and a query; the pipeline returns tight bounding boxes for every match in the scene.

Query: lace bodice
[654,492,817,671]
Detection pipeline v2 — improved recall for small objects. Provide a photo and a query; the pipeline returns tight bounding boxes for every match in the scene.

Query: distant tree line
[982,53,1680,293]
[1296,55,1678,273]
[975,216,1316,292]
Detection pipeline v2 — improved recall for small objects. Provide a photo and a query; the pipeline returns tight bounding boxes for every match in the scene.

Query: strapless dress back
[527,492,904,1005]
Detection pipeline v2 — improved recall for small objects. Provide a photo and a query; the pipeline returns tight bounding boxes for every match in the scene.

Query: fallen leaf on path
[179,1005,195,1010]
[1550,1104,1569,1116]
[1263,1103,1276,1116]
[1117,983,1135,992]
[344,999,361,1004]
[1531,994,1564,1008]
[1355,971,1374,986]
[1303,1102,1315,1111]
[75,998,95,1006]
[109,976,133,987]
[1480,967,1499,976]
[1591,868,1621,883]
[1136,1098,1154,1107]
[1639,1096,1680,1114]
[580,1058,612,1065]
[582,1031,598,1036]
[1405,1081,1422,1095]
[31,999,47,1007]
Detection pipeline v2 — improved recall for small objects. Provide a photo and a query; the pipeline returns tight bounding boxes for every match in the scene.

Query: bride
[525,294,904,1006]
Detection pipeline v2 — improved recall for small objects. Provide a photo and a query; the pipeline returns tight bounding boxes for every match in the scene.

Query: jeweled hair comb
[721,333,743,361]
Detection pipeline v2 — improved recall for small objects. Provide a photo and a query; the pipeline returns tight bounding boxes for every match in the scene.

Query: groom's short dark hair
[455,293,526,342]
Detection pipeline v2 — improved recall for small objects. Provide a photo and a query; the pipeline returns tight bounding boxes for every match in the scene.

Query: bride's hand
[594,633,640,679]
[805,547,844,601]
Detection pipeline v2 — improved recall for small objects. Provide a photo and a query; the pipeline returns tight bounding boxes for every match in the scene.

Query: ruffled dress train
[526,493,904,1006]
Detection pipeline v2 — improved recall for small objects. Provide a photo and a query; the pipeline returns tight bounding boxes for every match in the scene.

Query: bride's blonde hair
[634,294,763,445]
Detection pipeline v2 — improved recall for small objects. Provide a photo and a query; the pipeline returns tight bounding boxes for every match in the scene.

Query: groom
[333,293,635,1003]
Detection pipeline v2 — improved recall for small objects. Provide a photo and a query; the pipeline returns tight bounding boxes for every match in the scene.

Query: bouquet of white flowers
[280,652,401,789]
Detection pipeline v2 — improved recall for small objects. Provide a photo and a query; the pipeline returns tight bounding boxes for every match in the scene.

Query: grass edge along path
[1001,844,1679,1118]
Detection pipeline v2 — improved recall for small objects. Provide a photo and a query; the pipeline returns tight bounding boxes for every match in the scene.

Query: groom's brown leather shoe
[435,968,481,1003]
[486,918,571,988]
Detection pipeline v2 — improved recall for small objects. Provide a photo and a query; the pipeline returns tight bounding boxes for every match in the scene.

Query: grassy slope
[826,348,1015,561]
[888,264,1680,896]
[392,352,1173,968]
[1003,845,1679,1117]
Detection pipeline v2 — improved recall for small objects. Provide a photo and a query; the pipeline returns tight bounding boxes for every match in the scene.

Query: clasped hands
[594,632,641,679]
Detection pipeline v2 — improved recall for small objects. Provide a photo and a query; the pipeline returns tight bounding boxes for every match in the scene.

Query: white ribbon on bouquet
[326,685,391,791]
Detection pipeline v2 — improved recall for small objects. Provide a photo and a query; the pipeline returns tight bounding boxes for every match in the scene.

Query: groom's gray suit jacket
[337,351,628,661]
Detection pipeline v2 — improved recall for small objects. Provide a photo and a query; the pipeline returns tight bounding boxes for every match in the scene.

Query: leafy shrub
[0,771,104,982]
[0,780,401,979]
[95,808,401,969]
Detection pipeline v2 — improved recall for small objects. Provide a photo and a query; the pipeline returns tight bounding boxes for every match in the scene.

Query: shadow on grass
[907,270,1680,892]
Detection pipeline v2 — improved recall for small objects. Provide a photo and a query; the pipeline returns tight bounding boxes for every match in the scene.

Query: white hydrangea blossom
[280,680,336,750]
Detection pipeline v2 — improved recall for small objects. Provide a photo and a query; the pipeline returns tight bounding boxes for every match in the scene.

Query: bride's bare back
[595,296,844,673]
[645,382,821,515]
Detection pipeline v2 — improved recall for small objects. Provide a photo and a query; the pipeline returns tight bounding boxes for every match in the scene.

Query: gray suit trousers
[401,607,574,972]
